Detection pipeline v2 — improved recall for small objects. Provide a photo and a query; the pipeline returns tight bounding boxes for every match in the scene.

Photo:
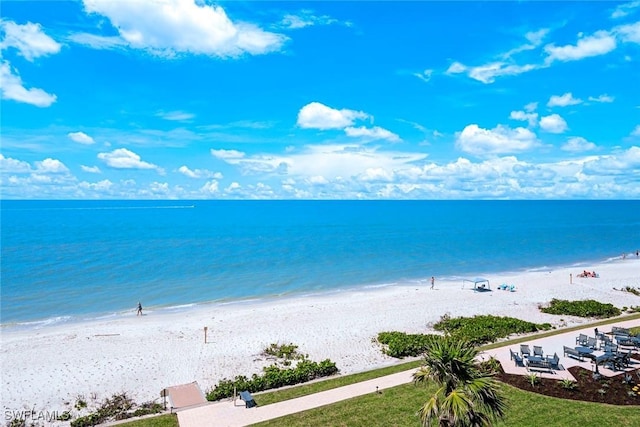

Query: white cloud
[524,102,538,113]
[201,180,219,194]
[344,126,401,142]
[178,165,222,179]
[611,1,640,19]
[615,21,640,44]
[545,30,616,62]
[80,0,287,58]
[97,148,158,170]
[157,110,195,121]
[455,124,539,156]
[81,165,102,173]
[413,69,432,82]
[509,110,539,127]
[35,158,69,173]
[446,62,466,74]
[0,20,61,61]
[67,33,127,50]
[0,61,57,107]
[547,92,583,107]
[297,102,369,130]
[525,28,550,45]
[562,136,597,152]
[539,114,568,133]
[0,154,31,173]
[588,94,615,103]
[210,149,245,160]
[68,131,95,145]
[632,125,640,136]
[279,10,343,30]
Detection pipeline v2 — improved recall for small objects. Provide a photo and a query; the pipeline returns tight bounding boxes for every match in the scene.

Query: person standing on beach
[136,302,143,316]
[430,276,435,289]
[570,273,572,284]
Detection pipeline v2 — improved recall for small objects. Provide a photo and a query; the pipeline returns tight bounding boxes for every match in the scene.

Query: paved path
[177,318,640,427]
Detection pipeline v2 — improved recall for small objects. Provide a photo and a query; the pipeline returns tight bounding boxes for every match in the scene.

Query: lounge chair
[525,357,552,372]
[586,337,597,349]
[509,349,524,367]
[563,346,585,361]
[520,344,531,357]
[612,326,630,336]
[533,345,544,357]
[239,390,257,408]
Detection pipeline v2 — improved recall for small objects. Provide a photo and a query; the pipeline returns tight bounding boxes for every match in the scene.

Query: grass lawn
[114,414,179,427]
[253,382,640,427]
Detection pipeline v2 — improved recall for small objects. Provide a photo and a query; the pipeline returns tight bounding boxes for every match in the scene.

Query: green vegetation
[112,414,178,427]
[253,382,640,427]
[70,393,163,427]
[206,343,338,401]
[413,336,506,426]
[376,331,438,358]
[433,314,552,346]
[540,299,621,318]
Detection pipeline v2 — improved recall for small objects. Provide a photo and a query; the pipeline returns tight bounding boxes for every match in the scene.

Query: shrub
[376,331,438,358]
[560,378,577,390]
[70,393,162,427]
[432,314,551,346]
[540,299,621,318]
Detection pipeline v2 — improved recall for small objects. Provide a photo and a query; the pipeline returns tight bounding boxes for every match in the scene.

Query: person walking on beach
[430,276,435,289]
[136,302,143,316]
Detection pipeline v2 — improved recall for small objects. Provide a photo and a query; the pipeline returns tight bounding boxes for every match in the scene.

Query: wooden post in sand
[204,326,208,344]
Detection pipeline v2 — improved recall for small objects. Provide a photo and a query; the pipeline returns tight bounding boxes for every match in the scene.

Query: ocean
[1,200,638,327]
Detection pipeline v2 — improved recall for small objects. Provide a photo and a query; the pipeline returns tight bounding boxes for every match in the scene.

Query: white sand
[1,258,639,420]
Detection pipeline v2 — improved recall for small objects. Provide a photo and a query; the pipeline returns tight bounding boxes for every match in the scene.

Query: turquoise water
[1,200,638,326]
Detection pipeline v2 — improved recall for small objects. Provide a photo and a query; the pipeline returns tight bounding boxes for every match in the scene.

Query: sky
[1,0,639,200]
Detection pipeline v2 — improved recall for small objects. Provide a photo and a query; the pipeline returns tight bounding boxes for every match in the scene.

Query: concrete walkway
[177,318,640,427]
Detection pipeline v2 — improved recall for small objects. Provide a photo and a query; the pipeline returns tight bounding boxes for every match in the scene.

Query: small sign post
[204,326,208,344]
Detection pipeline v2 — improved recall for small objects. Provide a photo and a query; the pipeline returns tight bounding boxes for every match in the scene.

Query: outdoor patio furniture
[611,326,630,336]
[239,390,258,408]
[616,336,636,349]
[586,337,598,349]
[563,346,585,361]
[576,334,588,346]
[546,352,560,370]
[525,356,552,372]
[603,344,618,354]
[520,344,531,357]
[510,349,524,367]
[533,346,544,357]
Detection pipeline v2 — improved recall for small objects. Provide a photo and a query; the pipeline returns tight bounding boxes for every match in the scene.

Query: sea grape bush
[433,314,552,346]
[206,346,339,402]
[376,331,438,358]
[540,299,621,318]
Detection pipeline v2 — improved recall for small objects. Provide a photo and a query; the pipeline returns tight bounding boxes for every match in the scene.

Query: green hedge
[376,332,438,358]
[540,299,621,318]
[206,358,338,401]
[433,314,552,346]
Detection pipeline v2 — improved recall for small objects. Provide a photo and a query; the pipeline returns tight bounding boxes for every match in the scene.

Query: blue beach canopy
[462,277,490,290]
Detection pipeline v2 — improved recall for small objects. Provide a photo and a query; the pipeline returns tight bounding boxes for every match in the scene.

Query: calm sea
[1,200,638,327]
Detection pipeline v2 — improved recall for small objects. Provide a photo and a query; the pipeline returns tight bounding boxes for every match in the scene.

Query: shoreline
[1,257,639,418]
[1,252,634,331]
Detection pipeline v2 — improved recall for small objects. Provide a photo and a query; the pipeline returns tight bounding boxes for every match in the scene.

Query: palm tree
[413,336,506,427]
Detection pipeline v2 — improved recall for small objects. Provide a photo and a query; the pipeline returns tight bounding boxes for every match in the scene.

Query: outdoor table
[526,356,544,363]
[574,346,593,355]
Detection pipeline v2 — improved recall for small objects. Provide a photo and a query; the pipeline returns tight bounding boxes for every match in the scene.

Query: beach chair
[586,337,597,349]
[239,391,257,408]
[510,349,524,367]
[520,344,531,358]
[533,345,544,357]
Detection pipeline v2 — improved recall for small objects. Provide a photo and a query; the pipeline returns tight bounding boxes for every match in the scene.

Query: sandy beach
[1,258,639,420]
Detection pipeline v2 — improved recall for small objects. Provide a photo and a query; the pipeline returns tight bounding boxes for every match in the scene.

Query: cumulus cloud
[562,136,597,152]
[615,21,640,43]
[0,20,61,61]
[178,165,222,179]
[0,61,57,107]
[79,0,287,58]
[544,30,616,62]
[81,165,102,173]
[509,110,539,127]
[446,62,467,74]
[97,148,158,170]
[0,154,32,173]
[611,1,640,19]
[539,114,568,133]
[632,125,640,137]
[68,131,95,145]
[201,180,219,193]
[35,158,69,173]
[297,102,369,130]
[210,149,245,160]
[344,126,401,142]
[455,124,539,156]
[547,92,583,107]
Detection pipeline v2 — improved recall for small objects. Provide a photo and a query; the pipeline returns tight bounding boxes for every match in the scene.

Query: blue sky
[1,0,639,199]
